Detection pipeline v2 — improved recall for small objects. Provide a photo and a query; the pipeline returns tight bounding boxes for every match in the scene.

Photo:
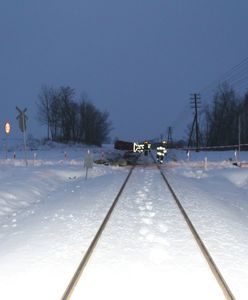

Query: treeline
[192,83,248,147]
[37,85,112,146]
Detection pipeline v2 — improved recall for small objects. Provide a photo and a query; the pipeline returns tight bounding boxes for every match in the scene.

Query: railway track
[61,153,236,300]
[156,164,235,300]
[61,165,135,300]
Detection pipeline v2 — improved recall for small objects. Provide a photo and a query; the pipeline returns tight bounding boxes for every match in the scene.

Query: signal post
[16,106,28,166]
[5,121,11,159]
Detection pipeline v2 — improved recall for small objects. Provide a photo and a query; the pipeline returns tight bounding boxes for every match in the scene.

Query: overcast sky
[1,0,248,143]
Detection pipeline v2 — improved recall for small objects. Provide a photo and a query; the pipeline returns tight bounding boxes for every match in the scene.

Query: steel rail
[155,160,236,300]
[61,165,135,300]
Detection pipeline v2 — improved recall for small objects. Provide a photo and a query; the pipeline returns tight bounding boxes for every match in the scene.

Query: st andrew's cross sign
[16,106,28,132]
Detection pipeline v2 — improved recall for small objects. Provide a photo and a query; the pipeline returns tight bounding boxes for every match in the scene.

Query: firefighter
[156,141,167,163]
[143,141,151,156]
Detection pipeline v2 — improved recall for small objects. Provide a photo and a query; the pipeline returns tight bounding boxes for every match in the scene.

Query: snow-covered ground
[0,143,248,299]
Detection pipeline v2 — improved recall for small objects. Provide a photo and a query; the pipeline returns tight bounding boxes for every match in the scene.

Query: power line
[200,56,248,95]
[161,57,248,142]
[198,56,248,109]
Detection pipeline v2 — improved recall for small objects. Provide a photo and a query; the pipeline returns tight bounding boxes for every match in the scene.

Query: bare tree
[78,98,112,146]
[37,85,112,145]
[37,85,53,140]
[239,92,248,145]
[59,86,75,141]
[49,90,61,140]
[202,83,239,146]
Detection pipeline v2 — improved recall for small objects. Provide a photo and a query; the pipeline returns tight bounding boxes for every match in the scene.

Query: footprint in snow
[144,232,170,246]
[157,223,168,233]
[141,218,153,225]
[139,227,150,236]
[145,204,153,211]
[139,211,156,218]
[137,191,146,198]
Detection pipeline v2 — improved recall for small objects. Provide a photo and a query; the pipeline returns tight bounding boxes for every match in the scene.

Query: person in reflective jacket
[143,141,151,156]
[156,141,167,163]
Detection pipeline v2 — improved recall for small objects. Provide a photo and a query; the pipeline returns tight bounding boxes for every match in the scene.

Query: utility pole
[167,126,173,147]
[188,93,201,151]
[238,115,241,161]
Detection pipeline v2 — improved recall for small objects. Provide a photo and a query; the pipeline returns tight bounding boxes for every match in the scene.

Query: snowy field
[0,143,248,299]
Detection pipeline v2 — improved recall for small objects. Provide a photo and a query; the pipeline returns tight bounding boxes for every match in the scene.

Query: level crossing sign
[16,106,28,166]
[16,106,28,132]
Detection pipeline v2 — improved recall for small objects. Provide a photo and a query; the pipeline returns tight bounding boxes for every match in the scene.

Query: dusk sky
[1,0,248,143]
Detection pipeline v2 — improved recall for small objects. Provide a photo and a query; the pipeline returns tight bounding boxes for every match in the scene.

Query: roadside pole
[16,106,28,166]
[23,116,28,166]
[84,150,93,180]
[238,115,241,163]
[5,121,11,159]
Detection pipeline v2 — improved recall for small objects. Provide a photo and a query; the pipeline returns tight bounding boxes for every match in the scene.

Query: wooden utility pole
[238,115,241,161]
[167,126,173,147]
[188,93,201,151]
